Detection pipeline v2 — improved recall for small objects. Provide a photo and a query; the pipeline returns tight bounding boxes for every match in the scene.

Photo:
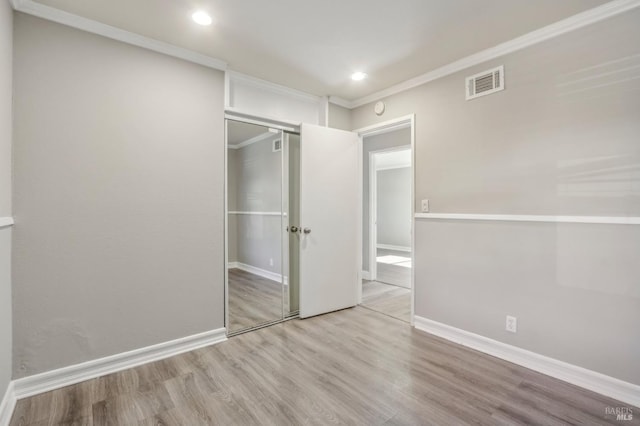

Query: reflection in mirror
[227,120,284,334]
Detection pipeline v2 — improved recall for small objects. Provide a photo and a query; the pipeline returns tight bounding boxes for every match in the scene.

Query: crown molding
[11,0,227,71]
[333,0,640,109]
[327,96,352,109]
[12,0,640,109]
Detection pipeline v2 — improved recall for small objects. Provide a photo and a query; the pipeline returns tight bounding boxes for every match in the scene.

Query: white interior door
[299,124,360,318]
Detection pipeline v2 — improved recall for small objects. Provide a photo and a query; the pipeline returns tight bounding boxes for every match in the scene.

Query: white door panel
[299,124,360,318]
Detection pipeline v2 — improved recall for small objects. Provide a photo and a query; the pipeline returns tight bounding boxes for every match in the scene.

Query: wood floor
[362,280,411,323]
[10,307,637,426]
[376,249,411,288]
[227,268,286,333]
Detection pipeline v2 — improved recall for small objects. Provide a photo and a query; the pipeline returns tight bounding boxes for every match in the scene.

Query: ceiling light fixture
[192,11,212,26]
[351,71,367,81]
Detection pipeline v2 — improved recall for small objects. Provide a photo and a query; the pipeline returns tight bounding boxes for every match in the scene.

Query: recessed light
[192,11,212,26]
[351,71,367,81]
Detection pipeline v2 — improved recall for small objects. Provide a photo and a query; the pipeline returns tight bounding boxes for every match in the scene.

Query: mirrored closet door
[226,119,300,335]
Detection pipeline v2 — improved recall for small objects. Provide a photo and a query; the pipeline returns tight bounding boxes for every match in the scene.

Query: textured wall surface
[227,135,283,274]
[0,0,13,400]
[376,167,411,248]
[328,103,351,131]
[13,14,225,377]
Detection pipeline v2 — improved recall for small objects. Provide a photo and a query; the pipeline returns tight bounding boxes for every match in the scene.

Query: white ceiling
[376,150,411,171]
[33,0,609,101]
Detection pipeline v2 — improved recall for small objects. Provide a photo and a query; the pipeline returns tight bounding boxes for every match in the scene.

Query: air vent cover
[466,65,504,100]
[272,139,282,152]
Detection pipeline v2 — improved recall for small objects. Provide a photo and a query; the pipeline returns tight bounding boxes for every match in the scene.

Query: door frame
[368,145,412,282]
[354,114,416,326]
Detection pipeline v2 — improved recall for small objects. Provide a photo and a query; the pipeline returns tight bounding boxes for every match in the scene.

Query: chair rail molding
[414,213,640,225]
[0,217,14,228]
[228,211,285,216]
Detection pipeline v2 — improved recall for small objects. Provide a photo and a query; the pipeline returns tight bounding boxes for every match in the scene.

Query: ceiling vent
[272,139,282,153]
[466,65,504,100]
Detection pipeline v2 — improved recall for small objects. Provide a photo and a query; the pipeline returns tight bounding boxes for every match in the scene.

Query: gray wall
[13,14,225,377]
[362,128,411,271]
[352,9,640,384]
[227,148,239,263]
[0,0,12,401]
[376,167,411,248]
[227,136,283,275]
[0,0,10,212]
[328,103,351,131]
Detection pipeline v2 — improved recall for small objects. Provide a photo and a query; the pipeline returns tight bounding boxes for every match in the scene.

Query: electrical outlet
[506,315,517,333]
[421,199,429,212]
[269,258,274,266]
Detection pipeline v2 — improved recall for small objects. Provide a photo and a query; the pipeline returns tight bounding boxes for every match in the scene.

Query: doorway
[357,118,414,323]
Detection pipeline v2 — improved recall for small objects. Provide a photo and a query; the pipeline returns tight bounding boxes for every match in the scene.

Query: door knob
[303,228,311,234]
[289,225,299,233]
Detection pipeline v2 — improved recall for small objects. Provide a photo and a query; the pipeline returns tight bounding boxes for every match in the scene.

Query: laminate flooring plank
[10,306,639,426]
[227,268,286,333]
[376,249,411,288]
[362,280,411,322]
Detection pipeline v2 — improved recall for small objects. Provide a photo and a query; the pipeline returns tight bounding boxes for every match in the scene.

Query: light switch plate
[421,199,429,213]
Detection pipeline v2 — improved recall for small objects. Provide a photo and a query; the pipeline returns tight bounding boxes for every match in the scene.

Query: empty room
[0,0,639,425]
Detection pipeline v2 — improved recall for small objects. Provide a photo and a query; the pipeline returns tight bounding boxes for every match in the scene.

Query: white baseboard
[229,262,288,285]
[0,382,16,426]
[414,316,640,408]
[12,327,227,400]
[362,270,371,280]
[377,244,411,253]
